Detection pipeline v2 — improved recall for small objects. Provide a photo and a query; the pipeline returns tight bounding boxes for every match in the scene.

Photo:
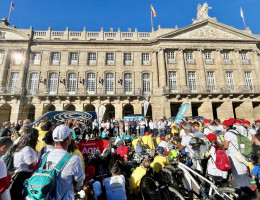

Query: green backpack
[230,130,252,157]
[25,152,72,200]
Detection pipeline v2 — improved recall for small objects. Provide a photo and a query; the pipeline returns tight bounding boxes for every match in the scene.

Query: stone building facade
[0,6,260,125]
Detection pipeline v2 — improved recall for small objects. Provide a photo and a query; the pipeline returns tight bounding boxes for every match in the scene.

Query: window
[124,73,132,93]
[142,53,150,65]
[169,72,177,92]
[124,53,132,65]
[167,51,175,63]
[106,53,114,65]
[51,52,60,65]
[49,73,58,94]
[32,53,41,65]
[205,52,213,64]
[226,72,234,92]
[106,73,114,94]
[142,73,150,94]
[0,51,4,64]
[241,52,250,64]
[12,52,23,65]
[223,52,232,64]
[68,73,77,93]
[29,73,39,93]
[70,53,78,65]
[87,73,95,93]
[244,72,253,91]
[186,52,194,64]
[188,72,196,92]
[10,72,19,93]
[207,72,215,92]
[88,53,96,65]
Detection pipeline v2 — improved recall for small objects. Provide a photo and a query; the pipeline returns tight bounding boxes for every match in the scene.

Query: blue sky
[0,0,259,34]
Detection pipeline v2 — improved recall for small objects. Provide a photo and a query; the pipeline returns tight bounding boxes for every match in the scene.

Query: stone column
[10,99,21,123]
[114,103,123,119]
[152,51,159,88]
[216,101,234,120]
[177,49,187,86]
[19,49,30,88]
[251,50,260,86]
[198,101,213,120]
[158,48,166,89]
[0,49,10,87]
[233,50,244,87]
[197,49,206,87]
[215,49,225,86]
[133,99,142,115]
[235,100,254,122]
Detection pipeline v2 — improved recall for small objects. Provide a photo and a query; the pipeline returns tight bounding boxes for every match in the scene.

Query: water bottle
[240,143,246,155]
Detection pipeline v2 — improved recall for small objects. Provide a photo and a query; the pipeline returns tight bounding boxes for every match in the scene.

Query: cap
[223,120,233,126]
[160,137,164,141]
[145,132,150,135]
[52,124,71,142]
[235,119,242,124]
[85,166,95,181]
[229,118,235,122]
[3,121,10,127]
[255,120,260,123]
[243,120,250,125]
[204,119,210,124]
[206,133,217,141]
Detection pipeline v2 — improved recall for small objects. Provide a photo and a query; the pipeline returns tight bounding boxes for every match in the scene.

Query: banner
[174,103,190,126]
[143,101,149,117]
[78,140,110,156]
[98,105,106,126]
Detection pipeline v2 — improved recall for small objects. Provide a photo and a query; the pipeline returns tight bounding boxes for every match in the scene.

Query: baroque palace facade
[0,4,260,124]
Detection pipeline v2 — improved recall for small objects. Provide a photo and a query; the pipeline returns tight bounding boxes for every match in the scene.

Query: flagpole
[151,5,154,32]
[240,7,247,30]
[8,1,12,23]
[242,16,246,30]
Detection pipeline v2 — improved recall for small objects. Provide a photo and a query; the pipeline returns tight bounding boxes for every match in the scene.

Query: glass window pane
[0,51,4,64]
[106,73,114,93]
[10,72,19,92]
[87,73,95,92]
[207,72,215,92]
[143,73,150,93]
[226,72,234,91]
[29,73,39,92]
[49,73,58,94]
[124,73,132,93]
[169,72,177,91]
[68,73,77,92]
[188,72,196,92]
[244,72,253,91]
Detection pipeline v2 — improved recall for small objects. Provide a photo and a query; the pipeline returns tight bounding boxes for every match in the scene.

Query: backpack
[230,130,253,157]
[189,137,209,159]
[214,149,231,171]
[25,152,72,200]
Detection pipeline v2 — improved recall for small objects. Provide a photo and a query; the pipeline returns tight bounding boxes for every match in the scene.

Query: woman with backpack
[205,133,229,184]
[223,120,250,190]
[10,128,39,200]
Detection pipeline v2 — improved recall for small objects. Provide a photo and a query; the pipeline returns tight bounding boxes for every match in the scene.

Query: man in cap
[234,119,247,137]
[255,120,260,132]
[243,120,256,143]
[44,124,85,199]
[178,124,195,158]
[203,119,215,135]
[0,121,11,137]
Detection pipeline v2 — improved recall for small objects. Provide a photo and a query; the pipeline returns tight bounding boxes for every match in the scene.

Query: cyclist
[142,132,155,149]
[151,146,170,173]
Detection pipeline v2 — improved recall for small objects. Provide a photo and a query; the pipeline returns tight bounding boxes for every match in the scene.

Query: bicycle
[140,167,185,200]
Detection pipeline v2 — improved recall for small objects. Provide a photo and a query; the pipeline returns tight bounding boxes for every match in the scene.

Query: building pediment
[0,26,31,41]
[159,20,258,41]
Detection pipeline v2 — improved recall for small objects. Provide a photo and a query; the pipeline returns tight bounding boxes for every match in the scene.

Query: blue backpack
[25,152,72,200]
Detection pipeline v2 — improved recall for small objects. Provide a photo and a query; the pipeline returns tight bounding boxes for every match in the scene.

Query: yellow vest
[151,155,170,173]
[142,135,155,149]
[36,128,48,152]
[130,166,147,194]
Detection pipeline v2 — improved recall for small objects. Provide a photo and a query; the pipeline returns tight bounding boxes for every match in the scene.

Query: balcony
[88,60,96,65]
[242,59,251,65]
[0,87,24,95]
[31,88,151,96]
[224,59,232,65]
[142,60,151,66]
[124,60,133,66]
[70,60,78,65]
[205,59,214,65]
[186,59,195,64]
[168,59,176,64]
[163,85,260,94]
[106,60,115,66]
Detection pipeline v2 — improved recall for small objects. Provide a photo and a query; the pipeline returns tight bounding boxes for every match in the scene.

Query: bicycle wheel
[213,187,239,200]
[161,186,185,200]
[140,175,161,200]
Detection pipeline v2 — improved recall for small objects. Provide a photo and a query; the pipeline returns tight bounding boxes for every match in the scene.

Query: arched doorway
[27,105,36,122]
[123,104,134,117]
[84,104,95,112]
[104,104,115,120]
[42,104,56,114]
[142,104,153,120]
[0,104,11,125]
[64,104,76,111]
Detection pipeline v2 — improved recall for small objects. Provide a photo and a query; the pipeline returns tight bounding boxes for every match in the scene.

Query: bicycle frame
[177,162,232,200]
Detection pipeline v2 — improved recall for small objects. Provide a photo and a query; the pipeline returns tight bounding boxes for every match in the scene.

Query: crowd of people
[0,116,260,200]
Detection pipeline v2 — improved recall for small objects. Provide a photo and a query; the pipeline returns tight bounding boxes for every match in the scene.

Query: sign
[78,140,110,156]
[143,101,149,117]
[98,105,106,126]
[174,103,190,126]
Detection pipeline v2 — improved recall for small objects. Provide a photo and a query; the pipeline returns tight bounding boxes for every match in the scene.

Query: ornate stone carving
[175,26,241,39]
[193,3,215,24]
[0,31,6,39]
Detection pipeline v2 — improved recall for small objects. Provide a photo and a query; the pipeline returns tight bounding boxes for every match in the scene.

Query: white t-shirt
[149,122,154,130]
[204,126,215,135]
[233,125,247,137]
[207,146,228,179]
[247,128,256,141]
[106,122,110,129]
[0,160,11,200]
[180,129,186,138]
[158,141,168,149]
[224,130,239,156]
[14,146,37,172]
[37,145,56,160]
[139,121,145,128]
[125,122,129,130]
[46,149,85,200]
[103,175,127,200]
[181,133,194,157]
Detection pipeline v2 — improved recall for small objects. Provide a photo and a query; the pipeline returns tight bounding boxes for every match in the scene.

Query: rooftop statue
[193,3,216,24]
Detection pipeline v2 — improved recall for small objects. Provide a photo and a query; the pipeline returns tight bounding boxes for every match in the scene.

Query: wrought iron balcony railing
[0,87,24,95]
